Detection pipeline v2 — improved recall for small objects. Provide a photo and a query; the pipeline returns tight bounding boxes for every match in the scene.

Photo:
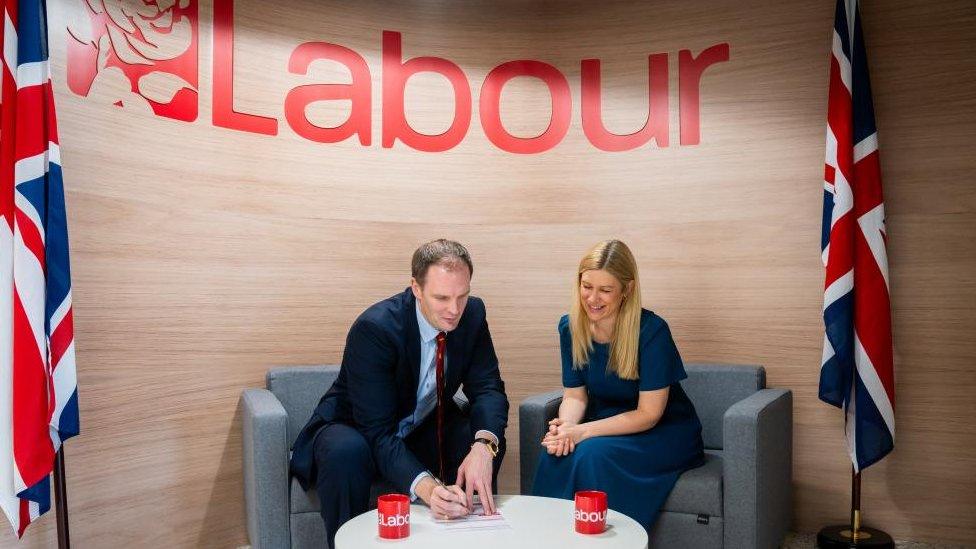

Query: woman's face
[579,269,626,325]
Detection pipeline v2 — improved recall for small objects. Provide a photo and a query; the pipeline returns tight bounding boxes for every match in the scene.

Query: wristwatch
[473,437,499,457]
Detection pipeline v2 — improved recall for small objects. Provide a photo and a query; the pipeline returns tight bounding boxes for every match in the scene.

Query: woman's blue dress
[532,309,704,532]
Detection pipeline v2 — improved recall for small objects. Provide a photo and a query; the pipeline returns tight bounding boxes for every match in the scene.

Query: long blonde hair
[569,240,642,380]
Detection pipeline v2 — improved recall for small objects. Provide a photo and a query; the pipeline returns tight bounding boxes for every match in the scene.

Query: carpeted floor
[782,532,974,548]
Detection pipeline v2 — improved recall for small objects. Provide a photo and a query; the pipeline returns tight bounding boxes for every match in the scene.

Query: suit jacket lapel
[402,289,422,391]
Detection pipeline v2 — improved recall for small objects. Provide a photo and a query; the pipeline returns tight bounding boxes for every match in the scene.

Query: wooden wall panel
[3,0,974,546]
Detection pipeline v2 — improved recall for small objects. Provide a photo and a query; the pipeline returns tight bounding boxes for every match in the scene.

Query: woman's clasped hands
[541,418,588,457]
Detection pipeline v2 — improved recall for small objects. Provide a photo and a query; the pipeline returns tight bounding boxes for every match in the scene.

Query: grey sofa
[241,365,468,549]
[519,363,792,549]
[242,366,338,549]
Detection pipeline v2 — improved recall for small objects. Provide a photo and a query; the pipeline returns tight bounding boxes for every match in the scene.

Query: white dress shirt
[402,303,498,499]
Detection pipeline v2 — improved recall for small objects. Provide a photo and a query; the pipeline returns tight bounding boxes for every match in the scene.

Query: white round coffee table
[334,494,647,548]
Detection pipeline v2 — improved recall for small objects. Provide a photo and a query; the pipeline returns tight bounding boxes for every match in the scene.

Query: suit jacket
[290,288,509,493]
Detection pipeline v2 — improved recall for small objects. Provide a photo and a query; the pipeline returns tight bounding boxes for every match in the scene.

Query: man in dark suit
[290,239,509,548]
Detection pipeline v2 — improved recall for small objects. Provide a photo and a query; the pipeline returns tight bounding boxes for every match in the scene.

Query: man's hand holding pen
[417,476,469,520]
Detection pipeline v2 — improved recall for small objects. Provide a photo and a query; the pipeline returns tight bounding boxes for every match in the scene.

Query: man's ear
[411,277,422,300]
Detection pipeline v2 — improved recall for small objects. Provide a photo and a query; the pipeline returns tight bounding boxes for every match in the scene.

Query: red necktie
[435,331,446,481]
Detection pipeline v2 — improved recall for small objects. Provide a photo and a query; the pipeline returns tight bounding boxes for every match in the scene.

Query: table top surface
[334,494,648,549]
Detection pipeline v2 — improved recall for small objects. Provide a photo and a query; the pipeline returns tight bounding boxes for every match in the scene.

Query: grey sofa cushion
[518,389,564,494]
[681,364,765,450]
[662,451,723,517]
[290,511,327,549]
[267,366,339,448]
[650,510,724,549]
[290,477,321,514]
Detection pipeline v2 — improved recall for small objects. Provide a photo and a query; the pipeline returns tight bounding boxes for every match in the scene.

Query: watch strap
[473,437,498,457]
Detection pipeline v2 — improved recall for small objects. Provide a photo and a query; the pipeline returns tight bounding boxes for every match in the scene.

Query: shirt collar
[415,302,440,344]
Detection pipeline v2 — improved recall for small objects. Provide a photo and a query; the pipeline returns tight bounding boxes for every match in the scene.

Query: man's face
[411,263,471,332]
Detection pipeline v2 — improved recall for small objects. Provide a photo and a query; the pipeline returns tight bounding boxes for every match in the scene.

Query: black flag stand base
[54,448,71,549]
[817,468,893,549]
[818,524,894,548]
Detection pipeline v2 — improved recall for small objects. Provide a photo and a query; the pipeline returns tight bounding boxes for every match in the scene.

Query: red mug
[377,493,410,539]
[574,490,608,534]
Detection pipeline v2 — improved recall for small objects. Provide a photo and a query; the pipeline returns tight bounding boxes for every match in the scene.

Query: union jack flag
[1,0,80,537]
[820,0,894,472]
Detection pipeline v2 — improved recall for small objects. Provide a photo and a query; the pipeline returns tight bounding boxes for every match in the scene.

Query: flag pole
[851,468,861,540]
[53,448,71,549]
[816,467,893,548]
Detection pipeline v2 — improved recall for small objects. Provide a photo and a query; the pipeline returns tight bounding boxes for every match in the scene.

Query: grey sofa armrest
[518,390,564,494]
[242,388,291,549]
[722,388,793,549]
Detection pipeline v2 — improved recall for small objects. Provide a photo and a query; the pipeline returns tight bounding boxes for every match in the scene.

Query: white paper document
[431,502,512,532]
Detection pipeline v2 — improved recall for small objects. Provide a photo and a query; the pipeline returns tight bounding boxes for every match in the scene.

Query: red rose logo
[66,0,199,121]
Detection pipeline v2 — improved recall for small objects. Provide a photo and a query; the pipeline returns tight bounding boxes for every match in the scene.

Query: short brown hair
[411,239,473,286]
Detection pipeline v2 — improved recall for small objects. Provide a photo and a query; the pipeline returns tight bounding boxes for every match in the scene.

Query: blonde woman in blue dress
[532,239,705,532]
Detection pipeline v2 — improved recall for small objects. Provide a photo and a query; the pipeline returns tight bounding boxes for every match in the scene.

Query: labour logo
[66,0,199,121]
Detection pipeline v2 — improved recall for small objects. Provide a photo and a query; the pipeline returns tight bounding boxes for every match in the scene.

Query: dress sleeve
[638,317,688,391]
[559,315,586,388]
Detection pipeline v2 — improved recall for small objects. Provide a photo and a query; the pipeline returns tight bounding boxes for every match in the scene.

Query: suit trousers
[312,410,506,549]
